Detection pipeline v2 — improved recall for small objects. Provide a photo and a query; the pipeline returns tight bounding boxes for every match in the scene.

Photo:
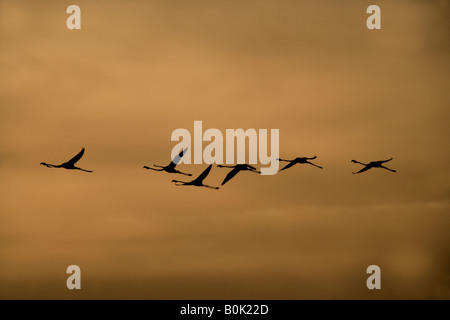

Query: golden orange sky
[0,0,449,299]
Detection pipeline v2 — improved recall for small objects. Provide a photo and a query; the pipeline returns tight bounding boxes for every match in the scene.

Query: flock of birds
[40,147,397,189]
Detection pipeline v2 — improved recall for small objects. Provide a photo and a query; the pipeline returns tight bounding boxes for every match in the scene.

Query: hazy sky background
[0,0,449,299]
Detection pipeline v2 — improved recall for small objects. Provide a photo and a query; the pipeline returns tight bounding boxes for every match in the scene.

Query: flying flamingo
[40,148,93,172]
[144,148,191,176]
[351,158,396,174]
[172,164,219,189]
[277,156,323,171]
[217,164,260,185]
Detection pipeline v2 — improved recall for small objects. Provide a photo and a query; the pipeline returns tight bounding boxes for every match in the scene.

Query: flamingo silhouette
[144,148,191,176]
[40,148,93,172]
[217,164,260,185]
[172,164,219,189]
[351,158,396,174]
[277,156,323,171]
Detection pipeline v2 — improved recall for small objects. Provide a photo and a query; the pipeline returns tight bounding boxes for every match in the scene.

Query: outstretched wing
[280,161,297,171]
[380,157,393,163]
[65,148,85,165]
[171,148,188,166]
[354,165,372,174]
[222,167,240,185]
[192,164,213,183]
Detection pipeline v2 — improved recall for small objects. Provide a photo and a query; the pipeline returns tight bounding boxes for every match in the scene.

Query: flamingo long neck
[46,163,61,168]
